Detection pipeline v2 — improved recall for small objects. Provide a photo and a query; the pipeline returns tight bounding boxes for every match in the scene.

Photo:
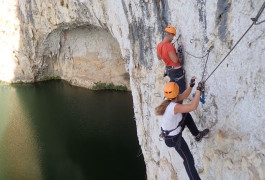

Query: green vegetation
[92,82,127,91]
[1,78,128,92]
[0,80,9,85]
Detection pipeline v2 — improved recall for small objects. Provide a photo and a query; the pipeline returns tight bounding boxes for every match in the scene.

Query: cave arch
[39,25,130,89]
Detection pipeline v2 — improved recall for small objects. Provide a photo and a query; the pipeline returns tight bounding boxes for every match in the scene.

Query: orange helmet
[164,25,176,36]
[164,82,179,99]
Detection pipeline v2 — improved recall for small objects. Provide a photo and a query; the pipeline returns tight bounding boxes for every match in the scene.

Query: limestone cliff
[0,0,265,179]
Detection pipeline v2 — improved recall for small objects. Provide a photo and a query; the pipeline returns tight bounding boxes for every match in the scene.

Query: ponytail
[155,100,171,115]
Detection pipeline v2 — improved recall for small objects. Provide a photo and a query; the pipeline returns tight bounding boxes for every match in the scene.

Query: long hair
[155,99,171,115]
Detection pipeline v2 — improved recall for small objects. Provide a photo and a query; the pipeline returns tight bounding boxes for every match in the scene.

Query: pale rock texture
[0,0,265,179]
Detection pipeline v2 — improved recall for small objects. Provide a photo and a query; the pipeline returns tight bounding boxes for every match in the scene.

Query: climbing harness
[164,66,185,84]
[204,1,265,83]
[162,36,185,78]
[159,113,188,141]
[160,125,180,138]
[174,74,185,82]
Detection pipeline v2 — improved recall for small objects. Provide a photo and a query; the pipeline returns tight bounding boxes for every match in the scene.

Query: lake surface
[0,80,146,180]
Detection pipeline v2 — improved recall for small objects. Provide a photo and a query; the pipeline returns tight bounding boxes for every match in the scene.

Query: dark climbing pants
[164,113,201,180]
[167,67,186,94]
[180,113,200,136]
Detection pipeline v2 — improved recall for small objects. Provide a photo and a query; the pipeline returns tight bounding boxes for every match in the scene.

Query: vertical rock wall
[0,0,265,179]
[41,26,129,88]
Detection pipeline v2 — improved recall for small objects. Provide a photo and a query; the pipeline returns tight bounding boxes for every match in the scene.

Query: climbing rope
[193,1,265,104]
[204,1,265,83]
[255,19,265,25]
[201,46,214,81]
[252,1,265,24]
[172,34,181,45]
[186,45,213,104]
[184,49,211,59]
[199,49,212,104]
[173,35,213,59]
[159,2,264,105]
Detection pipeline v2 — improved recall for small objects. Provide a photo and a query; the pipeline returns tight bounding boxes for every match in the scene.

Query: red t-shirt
[157,42,181,67]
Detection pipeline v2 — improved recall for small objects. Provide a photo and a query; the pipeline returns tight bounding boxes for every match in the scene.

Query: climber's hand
[197,81,205,91]
[177,45,183,53]
[190,76,196,87]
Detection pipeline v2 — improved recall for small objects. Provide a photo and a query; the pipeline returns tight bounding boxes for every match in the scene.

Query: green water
[0,80,146,180]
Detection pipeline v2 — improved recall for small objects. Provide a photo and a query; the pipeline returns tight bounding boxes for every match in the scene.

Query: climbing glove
[197,81,205,91]
[189,78,195,87]
[177,45,183,53]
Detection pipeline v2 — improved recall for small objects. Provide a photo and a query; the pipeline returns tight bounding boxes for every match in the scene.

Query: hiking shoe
[195,129,209,142]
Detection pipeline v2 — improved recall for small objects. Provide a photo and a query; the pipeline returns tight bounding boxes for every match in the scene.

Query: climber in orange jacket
[157,25,185,94]
[156,78,209,180]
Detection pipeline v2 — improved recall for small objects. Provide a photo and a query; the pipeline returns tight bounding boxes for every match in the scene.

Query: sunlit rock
[0,0,265,179]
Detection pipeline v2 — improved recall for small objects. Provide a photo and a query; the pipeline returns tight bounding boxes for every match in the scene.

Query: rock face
[0,0,129,89]
[45,26,129,88]
[1,0,265,179]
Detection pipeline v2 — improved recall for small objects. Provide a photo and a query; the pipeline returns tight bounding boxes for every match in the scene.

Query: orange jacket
[157,42,181,67]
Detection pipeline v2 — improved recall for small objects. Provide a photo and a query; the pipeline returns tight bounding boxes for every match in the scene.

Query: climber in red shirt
[157,25,186,94]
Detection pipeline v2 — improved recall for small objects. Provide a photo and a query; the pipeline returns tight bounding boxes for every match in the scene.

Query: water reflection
[0,85,42,180]
[0,81,146,180]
